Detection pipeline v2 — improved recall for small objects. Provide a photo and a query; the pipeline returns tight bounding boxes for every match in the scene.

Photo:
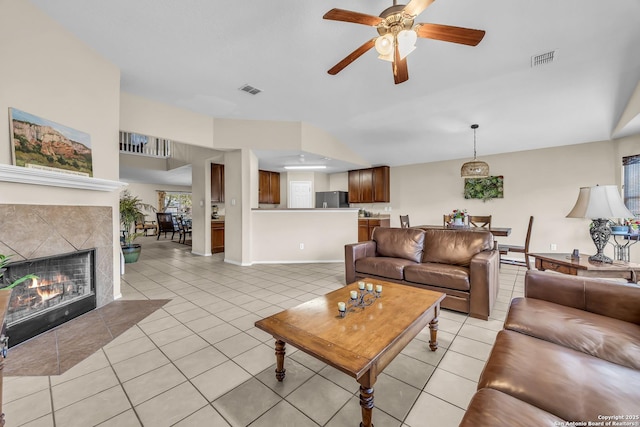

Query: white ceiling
[29,0,640,183]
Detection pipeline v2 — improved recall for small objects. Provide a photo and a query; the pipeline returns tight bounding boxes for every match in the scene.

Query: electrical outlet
[550,243,557,251]
[299,243,304,250]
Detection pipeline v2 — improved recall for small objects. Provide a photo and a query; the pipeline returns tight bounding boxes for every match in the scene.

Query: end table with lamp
[566,185,634,263]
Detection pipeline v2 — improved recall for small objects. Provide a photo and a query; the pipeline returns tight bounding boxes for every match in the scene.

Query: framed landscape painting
[9,108,93,177]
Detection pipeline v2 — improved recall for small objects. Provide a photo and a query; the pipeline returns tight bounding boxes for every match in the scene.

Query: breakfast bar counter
[251,208,358,263]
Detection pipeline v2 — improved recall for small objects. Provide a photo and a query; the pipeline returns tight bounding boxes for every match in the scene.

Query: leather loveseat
[460,270,640,426]
[345,227,499,320]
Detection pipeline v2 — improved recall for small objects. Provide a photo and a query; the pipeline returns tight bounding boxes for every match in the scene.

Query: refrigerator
[315,191,349,208]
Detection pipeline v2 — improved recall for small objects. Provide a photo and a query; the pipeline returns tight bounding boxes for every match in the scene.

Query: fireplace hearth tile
[4,299,170,376]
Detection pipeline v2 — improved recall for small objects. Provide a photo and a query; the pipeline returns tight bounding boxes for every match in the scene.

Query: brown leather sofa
[460,270,640,426]
[345,227,499,320]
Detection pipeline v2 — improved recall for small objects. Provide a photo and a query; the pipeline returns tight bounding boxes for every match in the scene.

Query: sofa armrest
[469,249,500,320]
[345,241,376,284]
[525,270,640,324]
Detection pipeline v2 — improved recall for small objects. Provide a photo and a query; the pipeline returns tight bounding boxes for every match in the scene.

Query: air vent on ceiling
[531,50,557,67]
[239,84,262,95]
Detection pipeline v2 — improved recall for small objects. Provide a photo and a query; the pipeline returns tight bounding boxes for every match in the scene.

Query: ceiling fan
[323,0,485,84]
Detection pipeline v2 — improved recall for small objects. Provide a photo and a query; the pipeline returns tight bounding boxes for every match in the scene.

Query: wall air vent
[239,84,262,95]
[531,50,557,67]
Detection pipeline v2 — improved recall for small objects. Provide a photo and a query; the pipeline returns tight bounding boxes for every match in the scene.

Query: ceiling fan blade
[328,38,376,75]
[393,43,409,84]
[403,0,435,17]
[415,23,485,46]
[323,8,383,26]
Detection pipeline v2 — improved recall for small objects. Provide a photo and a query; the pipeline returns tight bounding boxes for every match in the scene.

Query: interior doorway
[289,181,312,208]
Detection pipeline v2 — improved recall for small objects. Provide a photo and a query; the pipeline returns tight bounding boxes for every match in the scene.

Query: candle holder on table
[337,282,382,317]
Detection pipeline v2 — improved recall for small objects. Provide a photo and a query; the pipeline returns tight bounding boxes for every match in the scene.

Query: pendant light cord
[471,124,479,160]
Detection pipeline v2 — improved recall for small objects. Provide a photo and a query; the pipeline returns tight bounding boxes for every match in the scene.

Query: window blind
[623,154,640,216]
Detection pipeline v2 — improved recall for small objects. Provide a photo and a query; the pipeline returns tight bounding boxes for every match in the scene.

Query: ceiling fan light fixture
[374,34,394,56]
[397,29,417,59]
[460,124,490,178]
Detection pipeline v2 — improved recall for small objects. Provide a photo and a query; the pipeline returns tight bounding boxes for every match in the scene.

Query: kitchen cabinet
[358,217,390,242]
[211,163,224,203]
[348,166,390,203]
[211,221,224,254]
[259,170,280,204]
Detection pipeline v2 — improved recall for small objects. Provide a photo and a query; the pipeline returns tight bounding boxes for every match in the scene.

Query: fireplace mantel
[0,164,126,191]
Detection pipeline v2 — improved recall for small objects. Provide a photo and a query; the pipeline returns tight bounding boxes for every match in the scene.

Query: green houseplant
[0,254,37,290]
[120,190,156,263]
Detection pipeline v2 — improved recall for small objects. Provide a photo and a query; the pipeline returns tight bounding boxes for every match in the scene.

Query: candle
[358,281,365,290]
[366,283,373,292]
[350,290,358,300]
[375,284,382,293]
[338,301,346,311]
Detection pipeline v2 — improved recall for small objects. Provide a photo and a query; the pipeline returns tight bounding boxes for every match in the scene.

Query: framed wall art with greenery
[464,175,504,201]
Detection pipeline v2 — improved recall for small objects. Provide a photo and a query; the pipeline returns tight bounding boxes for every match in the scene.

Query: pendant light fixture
[460,124,490,178]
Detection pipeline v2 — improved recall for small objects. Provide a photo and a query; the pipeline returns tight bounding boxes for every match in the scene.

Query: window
[623,154,640,216]
[159,191,192,218]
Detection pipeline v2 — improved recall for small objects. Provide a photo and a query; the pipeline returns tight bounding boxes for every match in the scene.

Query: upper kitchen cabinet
[259,170,280,204]
[211,163,225,203]
[348,166,390,203]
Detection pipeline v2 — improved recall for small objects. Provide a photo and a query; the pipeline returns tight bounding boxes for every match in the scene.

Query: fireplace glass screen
[2,249,96,346]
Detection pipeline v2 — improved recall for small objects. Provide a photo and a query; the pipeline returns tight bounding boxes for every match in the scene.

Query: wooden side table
[531,253,640,283]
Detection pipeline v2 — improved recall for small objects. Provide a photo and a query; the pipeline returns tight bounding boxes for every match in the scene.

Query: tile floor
[3,236,526,427]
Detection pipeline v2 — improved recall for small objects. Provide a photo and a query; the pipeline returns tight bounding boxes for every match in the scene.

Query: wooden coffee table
[255,279,445,427]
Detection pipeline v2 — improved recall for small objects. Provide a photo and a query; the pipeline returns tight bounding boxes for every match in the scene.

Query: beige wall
[300,122,369,167]
[120,92,214,148]
[0,1,123,297]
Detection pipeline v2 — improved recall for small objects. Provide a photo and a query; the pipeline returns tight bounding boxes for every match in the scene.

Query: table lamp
[566,185,633,263]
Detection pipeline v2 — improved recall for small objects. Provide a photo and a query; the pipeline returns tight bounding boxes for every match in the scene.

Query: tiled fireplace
[0,204,113,345]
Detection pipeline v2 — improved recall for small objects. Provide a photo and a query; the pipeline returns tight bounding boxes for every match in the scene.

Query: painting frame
[9,107,93,177]
[464,175,504,201]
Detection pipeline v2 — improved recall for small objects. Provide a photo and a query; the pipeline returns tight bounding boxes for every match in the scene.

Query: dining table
[414,224,512,237]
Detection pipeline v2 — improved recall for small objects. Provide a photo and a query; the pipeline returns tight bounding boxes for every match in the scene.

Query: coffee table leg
[275,340,286,381]
[429,316,439,351]
[358,372,375,427]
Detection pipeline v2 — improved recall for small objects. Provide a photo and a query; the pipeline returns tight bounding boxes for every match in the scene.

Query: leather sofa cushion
[459,388,565,427]
[355,257,418,280]
[505,297,640,370]
[421,229,492,266]
[404,263,470,291]
[479,330,640,423]
[372,227,425,263]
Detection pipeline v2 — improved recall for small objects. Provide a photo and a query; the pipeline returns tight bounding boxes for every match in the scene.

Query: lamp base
[588,252,613,264]
[589,218,613,264]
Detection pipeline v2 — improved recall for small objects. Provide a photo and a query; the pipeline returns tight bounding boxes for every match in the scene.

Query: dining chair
[443,214,453,226]
[469,215,492,228]
[499,216,534,269]
[156,212,178,240]
[399,215,410,228]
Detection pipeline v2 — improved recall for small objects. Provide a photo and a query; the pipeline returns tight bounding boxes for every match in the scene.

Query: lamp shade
[460,160,490,178]
[566,185,633,219]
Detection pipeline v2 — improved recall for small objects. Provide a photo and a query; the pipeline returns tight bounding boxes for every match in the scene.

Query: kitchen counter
[251,208,358,263]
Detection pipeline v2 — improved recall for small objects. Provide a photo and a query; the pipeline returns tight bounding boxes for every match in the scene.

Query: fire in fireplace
[2,249,96,347]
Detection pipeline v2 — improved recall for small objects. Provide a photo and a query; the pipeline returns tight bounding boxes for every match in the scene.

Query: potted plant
[450,209,468,226]
[0,254,37,290]
[120,190,156,263]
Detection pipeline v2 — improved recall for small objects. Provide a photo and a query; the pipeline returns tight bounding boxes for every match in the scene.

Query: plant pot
[121,244,142,264]
[611,225,629,234]
[454,218,463,225]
